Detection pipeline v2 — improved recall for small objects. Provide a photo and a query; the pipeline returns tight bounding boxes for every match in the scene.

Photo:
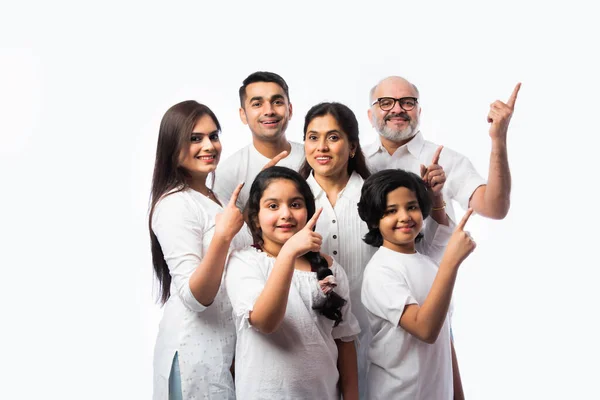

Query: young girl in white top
[225,166,361,400]
[149,101,250,399]
[299,102,454,398]
[358,169,475,400]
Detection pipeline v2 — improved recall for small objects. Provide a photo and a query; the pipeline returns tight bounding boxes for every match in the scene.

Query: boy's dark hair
[246,166,347,326]
[238,71,290,107]
[357,169,433,247]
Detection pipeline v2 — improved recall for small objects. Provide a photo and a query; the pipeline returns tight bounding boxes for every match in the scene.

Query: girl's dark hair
[299,102,370,180]
[148,100,222,305]
[247,166,347,326]
[357,169,433,247]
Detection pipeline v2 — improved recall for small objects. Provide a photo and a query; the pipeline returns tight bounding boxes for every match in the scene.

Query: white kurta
[361,247,453,400]
[306,171,452,399]
[225,246,361,400]
[151,188,252,400]
[363,131,486,222]
[213,141,305,210]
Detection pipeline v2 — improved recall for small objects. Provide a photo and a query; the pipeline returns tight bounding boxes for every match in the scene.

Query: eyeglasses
[371,97,418,112]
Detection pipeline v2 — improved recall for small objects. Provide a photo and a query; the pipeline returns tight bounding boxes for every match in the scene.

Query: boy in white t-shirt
[213,71,305,209]
[358,169,476,400]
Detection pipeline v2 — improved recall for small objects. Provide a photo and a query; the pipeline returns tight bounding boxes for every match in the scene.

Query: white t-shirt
[225,246,361,400]
[363,131,486,222]
[213,141,305,209]
[361,246,453,400]
[151,188,252,400]
[307,171,452,399]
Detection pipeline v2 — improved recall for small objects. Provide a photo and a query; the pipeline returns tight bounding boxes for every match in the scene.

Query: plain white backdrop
[2,1,599,399]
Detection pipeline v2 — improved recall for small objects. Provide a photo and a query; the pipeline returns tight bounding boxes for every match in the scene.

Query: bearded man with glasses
[364,76,520,222]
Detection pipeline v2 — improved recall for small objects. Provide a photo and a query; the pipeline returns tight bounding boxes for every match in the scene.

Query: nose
[263,102,275,116]
[317,137,328,152]
[398,208,412,222]
[279,205,293,220]
[389,99,404,114]
[201,136,215,151]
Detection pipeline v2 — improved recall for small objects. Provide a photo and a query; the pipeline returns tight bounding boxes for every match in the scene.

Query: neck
[379,134,415,155]
[253,136,291,159]
[313,170,351,206]
[186,174,209,196]
[261,241,282,257]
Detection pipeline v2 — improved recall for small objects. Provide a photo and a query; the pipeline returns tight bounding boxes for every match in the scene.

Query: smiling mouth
[277,224,295,229]
[195,155,216,161]
[260,119,281,127]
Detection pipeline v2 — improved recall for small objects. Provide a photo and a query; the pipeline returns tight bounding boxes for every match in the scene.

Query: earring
[350,152,355,158]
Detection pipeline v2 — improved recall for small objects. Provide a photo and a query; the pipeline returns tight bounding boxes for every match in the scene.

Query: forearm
[430,194,449,226]
[478,139,511,219]
[249,252,296,333]
[452,341,465,400]
[187,234,233,306]
[403,262,458,344]
[336,340,359,400]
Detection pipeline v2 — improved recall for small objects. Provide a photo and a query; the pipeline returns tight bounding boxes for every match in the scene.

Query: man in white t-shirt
[364,76,520,222]
[213,71,305,209]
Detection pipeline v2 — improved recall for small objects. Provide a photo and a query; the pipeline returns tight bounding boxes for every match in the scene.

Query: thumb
[420,164,427,178]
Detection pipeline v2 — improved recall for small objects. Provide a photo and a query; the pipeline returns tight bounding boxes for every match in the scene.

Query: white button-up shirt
[363,131,486,222]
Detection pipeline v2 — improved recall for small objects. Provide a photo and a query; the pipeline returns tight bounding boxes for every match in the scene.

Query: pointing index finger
[306,207,323,230]
[431,145,443,165]
[228,182,244,207]
[507,83,521,109]
[457,208,474,231]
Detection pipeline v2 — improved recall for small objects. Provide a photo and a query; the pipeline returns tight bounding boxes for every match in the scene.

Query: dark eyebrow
[307,129,342,135]
[191,130,219,136]
[248,96,264,103]
[262,196,304,203]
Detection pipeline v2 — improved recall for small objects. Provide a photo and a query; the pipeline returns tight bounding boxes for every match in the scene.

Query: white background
[2,1,599,399]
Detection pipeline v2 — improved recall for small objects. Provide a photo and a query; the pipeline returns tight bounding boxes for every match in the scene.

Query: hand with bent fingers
[281,208,323,258]
[488,83,521,141]
[215,183,245,241]
[420,145,446,195]
[261,150,289,171]
[443,208,477,267]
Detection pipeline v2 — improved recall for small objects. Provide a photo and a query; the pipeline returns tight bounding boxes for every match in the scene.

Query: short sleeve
[447,154,486,211]
[152,193,207,312]
[331,263,361,342]
[361,264,418,326]
[417,217,454,264]
[225,249,269,330]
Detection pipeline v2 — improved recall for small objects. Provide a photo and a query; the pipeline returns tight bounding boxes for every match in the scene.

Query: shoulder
[217,145,251,171]
[229,246,266,265]
[422,137,468,164]
[154,189,194,216]
[362,140,380,157]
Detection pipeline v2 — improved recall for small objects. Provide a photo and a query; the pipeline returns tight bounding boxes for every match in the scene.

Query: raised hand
[420,145,446,195]
[488,83,521,140]
[215,182,245,241]
[261,150,289,171]
[443,208,477,266]
[281,208,323,258]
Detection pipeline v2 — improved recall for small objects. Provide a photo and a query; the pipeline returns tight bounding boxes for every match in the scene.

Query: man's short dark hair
[239,71,290,107]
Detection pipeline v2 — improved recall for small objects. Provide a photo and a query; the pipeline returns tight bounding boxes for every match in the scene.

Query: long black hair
[357,169,433,247]
[299,101,370,180]
[148,100,222,305]
[247,166,347,326]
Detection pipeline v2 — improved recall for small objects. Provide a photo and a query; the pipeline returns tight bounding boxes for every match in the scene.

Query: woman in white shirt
[225,166,361,399]
[149,101,250,400]
[298,102,453,398]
